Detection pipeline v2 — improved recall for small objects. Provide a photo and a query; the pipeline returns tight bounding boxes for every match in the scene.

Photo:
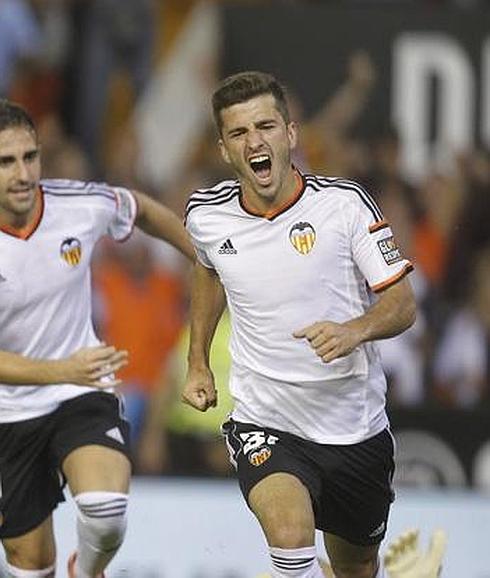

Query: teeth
[250,155,269,164]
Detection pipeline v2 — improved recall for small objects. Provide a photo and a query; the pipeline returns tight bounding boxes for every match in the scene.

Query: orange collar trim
[0,187,44,240]
[241,171,304,221]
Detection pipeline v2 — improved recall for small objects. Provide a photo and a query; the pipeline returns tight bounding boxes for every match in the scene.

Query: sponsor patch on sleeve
[377,236,402,265]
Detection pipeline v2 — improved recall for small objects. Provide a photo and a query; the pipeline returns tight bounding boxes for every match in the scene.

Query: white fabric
[6,563,55,578]
[269,546,323,578]
[75,491,128,578]
[375,559,386,577]
[0,179,137,422]
[186,174,412,443]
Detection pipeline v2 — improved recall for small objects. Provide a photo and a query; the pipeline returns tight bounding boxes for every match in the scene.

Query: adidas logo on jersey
[218,239,237,254]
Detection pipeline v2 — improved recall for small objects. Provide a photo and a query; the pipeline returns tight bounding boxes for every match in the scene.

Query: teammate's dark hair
[0,99,36,136]
[212,71,290,134]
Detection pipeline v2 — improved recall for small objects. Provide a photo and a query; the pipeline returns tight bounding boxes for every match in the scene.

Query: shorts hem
[0,503,60,540]
[243,466,312,505]
[57,439,132,470]
[318,527,387,546]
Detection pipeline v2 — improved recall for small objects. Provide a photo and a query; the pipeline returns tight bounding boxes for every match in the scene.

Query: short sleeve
[185,213,215,269]
[107,187,137,241]
[350,197,413,292]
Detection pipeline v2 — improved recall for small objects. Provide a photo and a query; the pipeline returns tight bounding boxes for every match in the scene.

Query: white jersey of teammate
[0,179,137,422]
[186,172,413,444]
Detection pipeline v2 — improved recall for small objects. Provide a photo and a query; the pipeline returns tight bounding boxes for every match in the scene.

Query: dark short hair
[0,99,36,136]
[212,71,290,134]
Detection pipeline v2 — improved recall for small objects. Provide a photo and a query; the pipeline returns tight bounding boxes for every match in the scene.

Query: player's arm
[182,261,226,411]
[294,277,415,363]
[0,345,128,387]
[131,190,195,261]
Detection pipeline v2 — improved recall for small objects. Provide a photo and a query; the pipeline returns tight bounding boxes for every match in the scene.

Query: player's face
[0,127,41,225]
[218,94,297,206]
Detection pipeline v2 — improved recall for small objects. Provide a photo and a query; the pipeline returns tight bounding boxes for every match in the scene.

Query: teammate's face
[218,94,297,208]
[0,127,41,226]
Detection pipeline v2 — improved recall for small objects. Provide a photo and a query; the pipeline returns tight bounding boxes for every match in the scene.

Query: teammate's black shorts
[222,418,395,546]
[0,391,131,539]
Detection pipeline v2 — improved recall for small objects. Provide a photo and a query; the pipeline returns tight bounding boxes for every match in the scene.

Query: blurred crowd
[3,0,489,477]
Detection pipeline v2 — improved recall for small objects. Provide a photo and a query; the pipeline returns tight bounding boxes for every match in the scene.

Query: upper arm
[347,191,413,293]
[131,190,148,226]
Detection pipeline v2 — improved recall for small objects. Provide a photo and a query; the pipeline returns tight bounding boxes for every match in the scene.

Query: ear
[218,139,231,164]
[287,121,298,151]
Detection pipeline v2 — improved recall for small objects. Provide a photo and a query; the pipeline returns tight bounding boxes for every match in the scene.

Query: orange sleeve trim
[369,219,389,233]
[371,262,414,293]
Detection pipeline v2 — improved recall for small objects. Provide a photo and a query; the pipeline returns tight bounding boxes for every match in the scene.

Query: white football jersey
[0,179,137,422]
[186,172,413,444]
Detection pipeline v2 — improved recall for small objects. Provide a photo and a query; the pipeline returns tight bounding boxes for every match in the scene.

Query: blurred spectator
[443,149,490,305]
[433,246,490,407]
[138,310,234,477]
[296,50,376,177]
[93,231,186,454]
[37,112,91,180]
[0,0,43,97]
[413,172,465,288]
[4,0,73,124]
[72,0,157,175]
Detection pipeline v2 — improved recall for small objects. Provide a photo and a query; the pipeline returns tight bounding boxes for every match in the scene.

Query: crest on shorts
[289,222,316,255]
[249,446,272,467]
[239,430,279,467]
[60,237,82,266]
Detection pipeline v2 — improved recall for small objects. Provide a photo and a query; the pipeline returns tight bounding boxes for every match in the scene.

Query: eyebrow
[0,148,39,163]
[226,118,279,135]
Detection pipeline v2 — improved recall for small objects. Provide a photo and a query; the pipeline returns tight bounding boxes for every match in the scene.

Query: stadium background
[1,0,489,576]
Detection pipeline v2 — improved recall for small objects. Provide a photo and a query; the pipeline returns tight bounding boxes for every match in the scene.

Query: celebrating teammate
[0,99,194,578]
[183,71,416,578]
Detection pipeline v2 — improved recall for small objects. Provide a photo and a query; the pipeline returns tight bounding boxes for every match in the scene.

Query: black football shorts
[0,391,130,539]
[222,418,395,546]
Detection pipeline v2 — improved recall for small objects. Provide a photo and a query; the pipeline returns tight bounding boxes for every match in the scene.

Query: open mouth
[249,154,272,181]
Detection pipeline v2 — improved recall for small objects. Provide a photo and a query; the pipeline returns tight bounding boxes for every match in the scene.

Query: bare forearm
[133,190,195,261]
[0,351,67,385]
[188,263,226,370]
[346,278,416,343]
[0,345,127,387]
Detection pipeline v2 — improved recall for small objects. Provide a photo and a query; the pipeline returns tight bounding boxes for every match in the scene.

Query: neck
[242,167,299,216]
[0,188,41,232]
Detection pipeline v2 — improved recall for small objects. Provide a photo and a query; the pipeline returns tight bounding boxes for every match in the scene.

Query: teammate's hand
[182,367,217,412]
[293,320,362,363]
[62,344,128,388]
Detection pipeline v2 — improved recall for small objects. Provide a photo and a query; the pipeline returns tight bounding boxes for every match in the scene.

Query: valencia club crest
[289,222,316,255]
[60,237,82,266]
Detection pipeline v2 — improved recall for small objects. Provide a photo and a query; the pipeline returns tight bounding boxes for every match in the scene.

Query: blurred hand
[61,344,128,388]
[349,50,376,90]
[182,367,217,412]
